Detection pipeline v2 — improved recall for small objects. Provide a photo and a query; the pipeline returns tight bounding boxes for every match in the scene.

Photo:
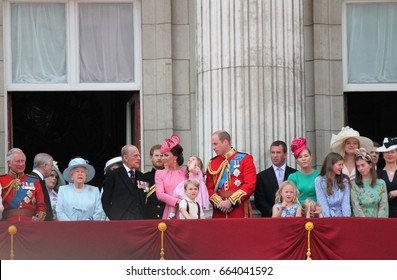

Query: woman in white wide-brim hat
[376,137,397,218]
[56,157,105,221]
[330,126,373,180]
[103,156,122,175]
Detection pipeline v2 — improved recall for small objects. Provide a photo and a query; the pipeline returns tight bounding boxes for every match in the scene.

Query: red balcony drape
[0,217,396,260]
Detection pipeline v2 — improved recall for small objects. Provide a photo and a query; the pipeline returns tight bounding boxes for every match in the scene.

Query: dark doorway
[9,91,140,187]
[345,91,397,169]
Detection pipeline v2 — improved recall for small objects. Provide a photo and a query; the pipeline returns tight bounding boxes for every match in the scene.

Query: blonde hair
[185,155,204,177]
[302,198,323,218]
[302,198,316,216]
[274,180,300,204]
[184,179,199,190]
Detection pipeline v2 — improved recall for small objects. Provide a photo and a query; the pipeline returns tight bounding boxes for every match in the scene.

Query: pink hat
[290,137,307,158]
[160,135,180,153]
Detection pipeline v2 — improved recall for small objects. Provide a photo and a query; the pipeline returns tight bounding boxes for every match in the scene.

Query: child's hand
[189,163,198,174]
[281,201,288,209]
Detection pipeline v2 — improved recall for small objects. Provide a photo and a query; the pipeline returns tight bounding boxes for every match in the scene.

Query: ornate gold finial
[305,222,314,260]
[8,225,17,235]
[305,221,314,231]
[8,225,18,260]
[158,222,167,260]
[158,222,167,232]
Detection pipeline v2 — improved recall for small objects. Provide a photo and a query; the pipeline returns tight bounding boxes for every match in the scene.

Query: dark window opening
[9,91,140,187]
[345,91,397,169]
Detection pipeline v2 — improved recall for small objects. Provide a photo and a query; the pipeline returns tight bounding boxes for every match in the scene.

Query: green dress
[288,170,320,204]
[350,179,388,218]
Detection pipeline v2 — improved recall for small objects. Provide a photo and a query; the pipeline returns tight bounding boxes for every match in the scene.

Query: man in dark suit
[254,140,297,217]
[31,153,54,221]
[101,144,146,220]
[142,144,165,219]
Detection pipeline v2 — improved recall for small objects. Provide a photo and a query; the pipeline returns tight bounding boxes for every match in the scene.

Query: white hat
[330,126,373,156]
[104,156,122,174]
[376,137,397,152]
[63,157,95,183]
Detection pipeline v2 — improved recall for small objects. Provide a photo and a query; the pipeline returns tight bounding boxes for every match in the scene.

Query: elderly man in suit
[31,153,54,221]
[101,144,146,220]
[254,140,297,217]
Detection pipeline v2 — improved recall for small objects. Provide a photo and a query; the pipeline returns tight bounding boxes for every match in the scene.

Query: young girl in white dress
[168,156,210,219]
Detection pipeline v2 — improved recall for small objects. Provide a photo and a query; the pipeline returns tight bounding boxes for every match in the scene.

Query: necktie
[277,167,284,185]
[129,170,136,185]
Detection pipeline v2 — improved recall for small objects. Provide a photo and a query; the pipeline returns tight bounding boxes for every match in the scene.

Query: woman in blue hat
[56,157,105,221]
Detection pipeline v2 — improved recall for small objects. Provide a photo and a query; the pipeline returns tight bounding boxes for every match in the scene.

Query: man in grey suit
[31,153,54,221]
[101,144,146,220]
[254,140,297,217]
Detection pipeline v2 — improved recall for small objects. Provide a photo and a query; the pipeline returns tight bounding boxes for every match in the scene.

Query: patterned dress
[274,203,301,217]
[315,176,351,217]
[350,179,388,218]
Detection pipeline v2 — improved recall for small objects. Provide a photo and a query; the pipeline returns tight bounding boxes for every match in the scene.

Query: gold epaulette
[210,193,223,207]
[228,189,247,205]
[206,158,228,175]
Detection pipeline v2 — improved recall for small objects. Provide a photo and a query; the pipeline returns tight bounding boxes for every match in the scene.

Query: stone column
[197,0,305,170]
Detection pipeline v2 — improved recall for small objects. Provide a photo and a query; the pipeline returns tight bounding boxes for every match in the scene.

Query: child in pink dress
[168,156,210,219]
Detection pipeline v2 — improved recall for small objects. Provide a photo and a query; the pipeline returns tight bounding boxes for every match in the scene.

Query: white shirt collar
[123,163,135,174]
[32,169,44,180]
[272,164,286,172]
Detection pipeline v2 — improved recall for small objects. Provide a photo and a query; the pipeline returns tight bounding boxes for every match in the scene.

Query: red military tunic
[1,173,47,222]
[206,149,256,218]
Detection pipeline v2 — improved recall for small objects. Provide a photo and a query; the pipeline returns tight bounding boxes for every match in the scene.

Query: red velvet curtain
[0,218,396,260]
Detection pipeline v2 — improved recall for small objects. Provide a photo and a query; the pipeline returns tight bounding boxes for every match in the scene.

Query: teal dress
[288,170,320,204]
[350,179,388,218]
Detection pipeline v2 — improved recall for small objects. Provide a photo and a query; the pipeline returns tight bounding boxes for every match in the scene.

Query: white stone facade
[0,0,386,173]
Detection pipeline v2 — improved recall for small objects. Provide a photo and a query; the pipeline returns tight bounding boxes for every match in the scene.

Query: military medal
[233,168,240,177]
[234,179,241,187]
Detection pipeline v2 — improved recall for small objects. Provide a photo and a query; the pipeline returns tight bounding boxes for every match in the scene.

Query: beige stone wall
[305,0,344,167]
[0,2,5,173]
[196,0,305,171]
[141,0,196,171]
[0,0,365,173]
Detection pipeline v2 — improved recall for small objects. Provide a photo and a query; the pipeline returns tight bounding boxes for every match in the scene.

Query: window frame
[3,0,142,91]
[342,0,397,92]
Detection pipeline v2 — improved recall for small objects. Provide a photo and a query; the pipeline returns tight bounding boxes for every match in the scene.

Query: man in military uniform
[1,148,47,222]
[206,130,257,218]
[142,144,165,219]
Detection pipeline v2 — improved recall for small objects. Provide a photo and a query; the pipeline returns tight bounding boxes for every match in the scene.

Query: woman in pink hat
[288,137,320,204]
[155,135,187,219]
